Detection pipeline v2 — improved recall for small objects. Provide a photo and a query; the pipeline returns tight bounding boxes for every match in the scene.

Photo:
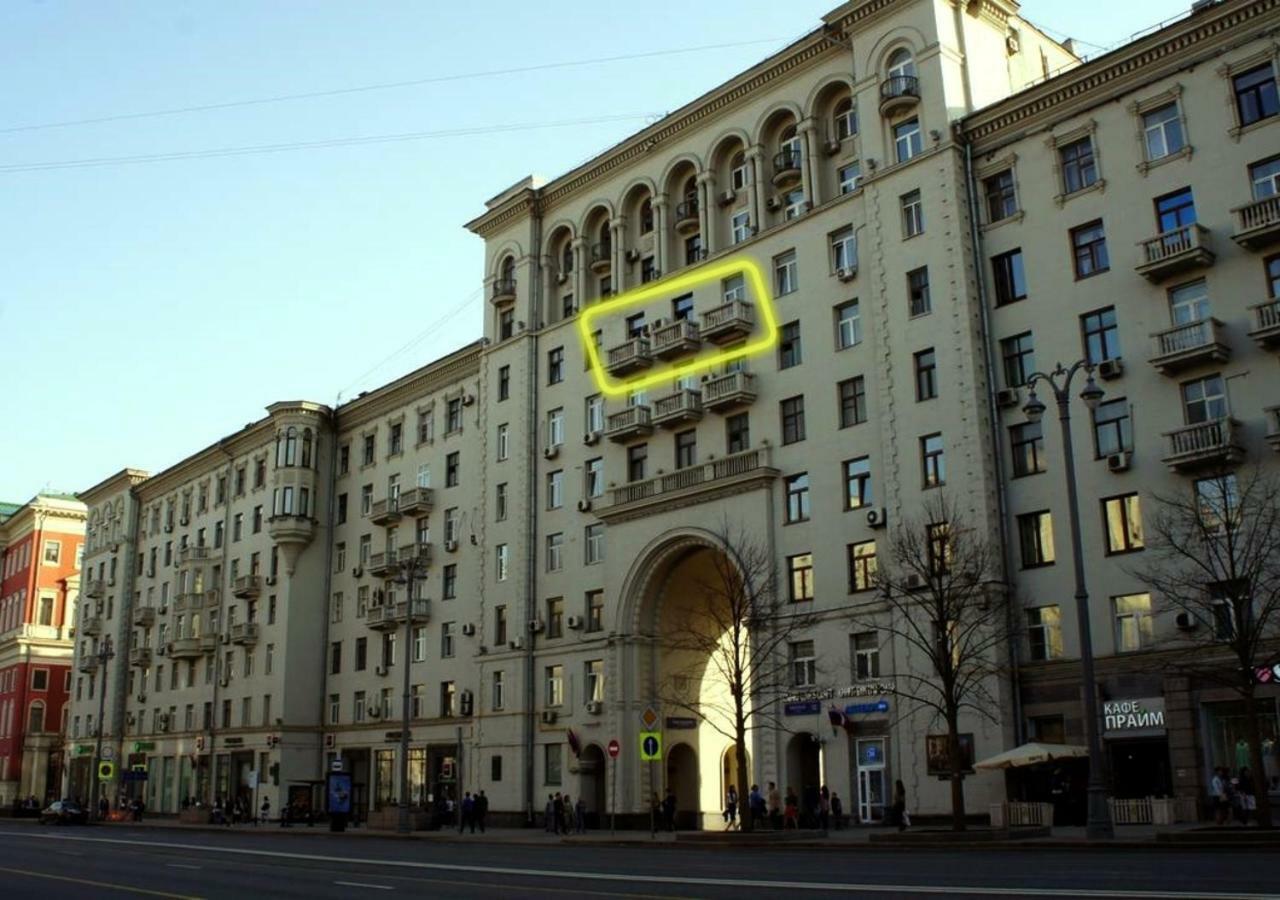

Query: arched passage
[785,732,821,828]
[666,743,698,830]
[577,744,606,828]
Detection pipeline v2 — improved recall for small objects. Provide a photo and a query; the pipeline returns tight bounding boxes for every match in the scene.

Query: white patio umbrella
[974,742,1088,770]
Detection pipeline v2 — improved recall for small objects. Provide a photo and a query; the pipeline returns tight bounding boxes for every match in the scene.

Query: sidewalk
[57,816,1278,851]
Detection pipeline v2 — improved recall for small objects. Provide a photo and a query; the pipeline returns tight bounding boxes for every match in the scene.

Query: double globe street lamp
[1022,360,1114,840]
[90,634,116,821]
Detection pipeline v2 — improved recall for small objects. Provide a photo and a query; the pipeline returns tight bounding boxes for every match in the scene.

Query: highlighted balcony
[173,592,206,614]
[652,389,704,428]
[1149,318,1230,375]
[232,574,262,599]
[605,406,654,442]
[1135,224,1215,282]
[81,615,103,637]
[399,541,433,567]
[650,319,701,359]
[128,647,153,669]
[1232,195,1280,250]
[177,546,211,566]
[879,75,920,117]
[1249,299,1280,349]
[1162,418,1244,472]
[491,278,516,305]
[605,337,653,377]
[674,198,700,235]
[368,497,402,526]
[396,487,434,517]
[599,447,779,523]
[367,598,431,632]
[702,371,759,412]
[590,242,612,274]
[772,149,802,189]
[702,301,755,344]
[230,622,260,646]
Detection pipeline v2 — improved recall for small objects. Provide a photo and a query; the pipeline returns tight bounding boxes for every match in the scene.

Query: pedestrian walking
[1236,768,1257,826]
[260,797,270,826]
[460,791,475,833]
[893,779,909,832]
[748,784,765,830]
[553,792,565,835]
[476,790,488,833]
[1211,767,1230,826]
[545,794,555,832]
[783,788,799,830]
[724,785,738,830]
[831,792,843,830]
[575,796,586,834]
[98,795,109,821]
[663,788,677,832]
[818,785,831,832]
[766,781,782,830]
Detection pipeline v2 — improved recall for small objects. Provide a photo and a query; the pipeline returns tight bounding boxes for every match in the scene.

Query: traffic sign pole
[607,739,620,836]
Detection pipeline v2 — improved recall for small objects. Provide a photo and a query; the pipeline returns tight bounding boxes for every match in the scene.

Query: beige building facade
[66,0,1280,826]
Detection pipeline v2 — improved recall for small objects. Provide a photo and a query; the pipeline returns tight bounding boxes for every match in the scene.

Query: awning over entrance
[974,742,1087,770]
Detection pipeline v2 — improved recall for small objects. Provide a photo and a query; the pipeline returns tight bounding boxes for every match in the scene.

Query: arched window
[779,125,801,162]
[275,434,284,468]
[730,151,748,190]
[561,242,573,274]
[28,701,45,734]
[284,427,298,467]
[500,256,515,285]
[639,198,654,234]
[598,221,611,252]
[834,98,858,140]
[887,48,916,80]
[301,429,313,469]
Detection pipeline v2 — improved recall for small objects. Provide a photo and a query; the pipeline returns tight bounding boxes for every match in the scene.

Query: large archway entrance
[786,732,821,827]
[577,744,606,828]
[667,743,699,829]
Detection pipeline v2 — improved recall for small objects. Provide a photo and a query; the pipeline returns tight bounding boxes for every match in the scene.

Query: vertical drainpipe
[522,193,544,824]
[961,134,1024,746]
[316,404,340,783]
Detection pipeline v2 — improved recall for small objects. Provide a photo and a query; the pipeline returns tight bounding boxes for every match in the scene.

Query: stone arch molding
[616,525,746,637]
[488,240,525,280]
[867,27,927,75]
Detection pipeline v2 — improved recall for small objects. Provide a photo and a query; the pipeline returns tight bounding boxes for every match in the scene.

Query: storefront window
[409,748,428,808]
[374,749,395,810]
[1204,699,1279,787]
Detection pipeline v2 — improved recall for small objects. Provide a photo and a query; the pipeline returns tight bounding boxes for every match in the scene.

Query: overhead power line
[0,113,667,174]
[0,37,786,136]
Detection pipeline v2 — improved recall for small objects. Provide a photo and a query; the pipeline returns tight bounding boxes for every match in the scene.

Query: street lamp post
[90,635,115,821]
[392,558,429,836]
[1023,360,1114,840]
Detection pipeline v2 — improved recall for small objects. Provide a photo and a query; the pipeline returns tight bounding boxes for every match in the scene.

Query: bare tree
[655,519,818,832]
[1133,467,1280,829]
[850,494,1012,831]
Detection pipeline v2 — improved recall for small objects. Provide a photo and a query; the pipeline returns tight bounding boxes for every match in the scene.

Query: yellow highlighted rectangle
[578,256,779,397]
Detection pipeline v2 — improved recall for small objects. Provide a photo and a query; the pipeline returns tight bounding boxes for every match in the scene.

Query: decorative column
[652,195,668,276]
[696,171,716,255]
[571,237,587,305]
[610,218,627,292]
[799,117,821,207]
[745,146,766,235]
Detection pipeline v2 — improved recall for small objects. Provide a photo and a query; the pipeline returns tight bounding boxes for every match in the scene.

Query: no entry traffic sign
[607,739,620,759]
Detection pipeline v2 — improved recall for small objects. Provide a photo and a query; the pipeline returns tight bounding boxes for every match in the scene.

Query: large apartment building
[0,493,85,805]
[65,0,1280,826]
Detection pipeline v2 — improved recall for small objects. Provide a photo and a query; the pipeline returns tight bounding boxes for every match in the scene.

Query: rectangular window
[914,348,937,401]
[627,444,647,482]
[585,660,604,703]
[900,189,923,237]
[491,671,505,711]
[781,396,806,444]
[441,622,455,658]
[495,483,508,521]
[1016,510,1055,568]
[1059,137,1098,194]
[835,300,862,350]
[1010,422,1046,477]
[790,640,817,687]
[984,169,1017,222]
[1093,399,1132,457]
[548,347,564,384]
[1182,374,1227,424]
[1155,187,1197,234]
[586,590,604,633]
[848,541,877,593]
[363,434,376,466]
[907,267,931,316]
[547,470,563,509]
[894,118,922,162]
[1113,593,1153,652]
[843,457,872,510]
[1169,280,1210,326]
[784,473,811,523]
[838,376,866,428]
[545,665,564,707]
[674,430,697,470]
[1195,474,1239,535]
[920,434,945,488]
[442,564,457,600]
[494,605,507,646]
[1027,606,1062,661]
[852,632,880,680]
[774,251,798,296]
[498,365,510,401]
[831,227,857,271]
[838,161,862,195]
[545,533,564,572]
[495,544,509,581]
[446,398,463,433]
[1250,156,1280,200]
[585,524,604,565]
[1071,220,1110,278]
[1001,332,1035,388]
[496,424,509,461]
[731,211,751,244]
[726,413,750,454]
[440,681,456,717]
[1081,307,1120,364]
[778,321,802,368]
[547,408,565,447]
[546,597,564,639]
[1143,102,1185,161]
[585,458,604,498]
[787,553,814,603]
[1102,494,1144,555]
[1234,63,1279,128]
[445,452,460,487]
[992,249,1027,305]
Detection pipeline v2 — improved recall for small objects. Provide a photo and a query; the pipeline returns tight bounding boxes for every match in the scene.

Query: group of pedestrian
[544,791,587,834]
[458,790,489,833]
[1210,766,1259,826]
[648,788,677,832]
[735,781,846,831]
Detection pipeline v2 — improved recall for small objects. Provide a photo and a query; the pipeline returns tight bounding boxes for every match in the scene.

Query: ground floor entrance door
[1108,737,1172,798]
[855,738,887,824]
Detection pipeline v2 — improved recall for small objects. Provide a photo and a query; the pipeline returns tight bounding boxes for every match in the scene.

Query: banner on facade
[1102,697,1166,738]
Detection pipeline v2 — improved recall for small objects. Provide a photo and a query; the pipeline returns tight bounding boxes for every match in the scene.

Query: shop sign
[783,682,894,704]
[223,736,244,747]
[665,717,697,730]
[784,700,822,716]
[1103,697,1166,737]
[131,741,156,753]
[845,699,890,716]
[1252,663,1280,684]
[75,744,95,756]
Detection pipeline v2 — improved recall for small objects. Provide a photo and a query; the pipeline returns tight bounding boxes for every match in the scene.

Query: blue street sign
[784,700,822,716]
[845,699,890,716]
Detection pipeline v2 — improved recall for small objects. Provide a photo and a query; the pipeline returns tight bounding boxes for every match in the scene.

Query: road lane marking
[0,831,1271,900]
[335,881,392,890]
[0,864,201,899]
[166,864,202,870]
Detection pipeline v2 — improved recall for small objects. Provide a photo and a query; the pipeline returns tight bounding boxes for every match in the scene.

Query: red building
[0,493,85,806]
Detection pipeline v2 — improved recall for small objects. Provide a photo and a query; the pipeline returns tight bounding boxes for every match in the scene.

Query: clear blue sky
[0,0,1182,501]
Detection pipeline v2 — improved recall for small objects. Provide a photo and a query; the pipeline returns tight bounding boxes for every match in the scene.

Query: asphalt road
[0,824,1275,899]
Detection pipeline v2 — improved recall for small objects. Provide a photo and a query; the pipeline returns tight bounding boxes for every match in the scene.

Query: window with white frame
[831,227,856,272]
[835,300,862,349]
[774,250,797,295]
[547,408,564,447]
[723,274,746,304]
[838,161,861,195]
[730,152,748,191]
[496,424,509,461]
[1142,102,1185,161]
[1113,593,1153,652]
[495,544,509,581]
[545,664,564,707]
[893,118,922,163]
[585,458,604,499]
[852,632,880,680]
[546,470,563,510]
[790,640,817,687]
[1249,156,1280,200]
[546,533,563,572]
[731,211,751,244]
[585,524,604,565]
[585,395,604,434]
[900,190,923,237]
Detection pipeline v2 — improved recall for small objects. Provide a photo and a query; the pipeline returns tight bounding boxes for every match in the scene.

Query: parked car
[40,800,88,825]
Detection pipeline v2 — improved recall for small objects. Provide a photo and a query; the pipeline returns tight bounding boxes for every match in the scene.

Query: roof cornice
[962,0,1279,148]
[336,340,484,431]
[78,468,150,504]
